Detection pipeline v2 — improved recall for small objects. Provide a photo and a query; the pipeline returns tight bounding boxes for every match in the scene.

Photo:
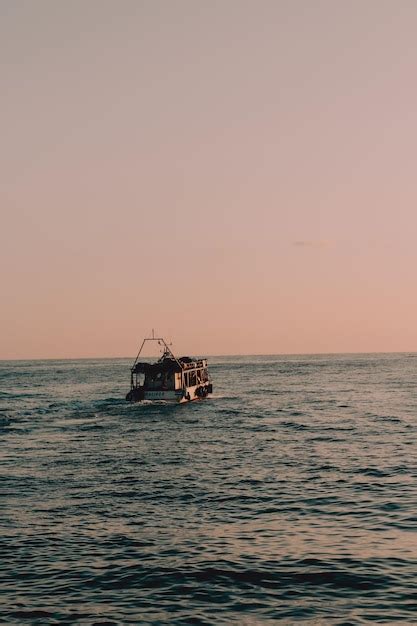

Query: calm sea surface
[1,354,417,624]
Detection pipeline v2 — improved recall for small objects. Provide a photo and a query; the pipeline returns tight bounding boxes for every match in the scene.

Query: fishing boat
[126,335,213,403]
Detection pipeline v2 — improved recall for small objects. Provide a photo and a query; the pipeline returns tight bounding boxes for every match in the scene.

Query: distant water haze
[2,0,417,358]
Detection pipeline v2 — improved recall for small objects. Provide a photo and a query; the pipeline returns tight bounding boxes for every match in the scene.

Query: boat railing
[181,359,207,368]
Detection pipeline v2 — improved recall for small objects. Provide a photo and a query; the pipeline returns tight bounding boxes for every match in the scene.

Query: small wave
[217,408,243,416]
[9,609,56,620]
[74,559,397,593]
[280,421,308,430]
[375,415,402,423]
[353,467,393,478]
[210,393,235,399]
[0,415,11,427]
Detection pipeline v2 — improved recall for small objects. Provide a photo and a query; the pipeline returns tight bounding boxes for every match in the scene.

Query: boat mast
[131,332,183,371]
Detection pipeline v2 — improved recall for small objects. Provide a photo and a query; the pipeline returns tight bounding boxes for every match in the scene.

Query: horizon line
[1,349,417,363]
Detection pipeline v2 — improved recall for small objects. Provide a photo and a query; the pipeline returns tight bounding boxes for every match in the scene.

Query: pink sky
[2,0,417,359]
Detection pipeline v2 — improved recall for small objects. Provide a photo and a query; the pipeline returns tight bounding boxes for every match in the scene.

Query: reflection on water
[1,354,417,623]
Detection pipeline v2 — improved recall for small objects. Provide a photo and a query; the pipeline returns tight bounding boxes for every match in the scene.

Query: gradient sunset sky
[2,0,417,359]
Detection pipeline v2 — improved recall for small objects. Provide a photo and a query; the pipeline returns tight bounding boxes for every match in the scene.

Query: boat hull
[127,384,212,403]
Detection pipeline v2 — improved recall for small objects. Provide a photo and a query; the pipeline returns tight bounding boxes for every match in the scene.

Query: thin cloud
[292,240,331,249]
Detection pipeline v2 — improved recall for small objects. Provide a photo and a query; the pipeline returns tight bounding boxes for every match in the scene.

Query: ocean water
[1,353,417,624]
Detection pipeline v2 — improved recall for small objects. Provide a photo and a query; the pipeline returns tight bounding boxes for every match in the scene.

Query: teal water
[1,354,417,624]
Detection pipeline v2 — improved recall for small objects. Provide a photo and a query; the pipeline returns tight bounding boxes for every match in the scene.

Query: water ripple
[1,354,417,623]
